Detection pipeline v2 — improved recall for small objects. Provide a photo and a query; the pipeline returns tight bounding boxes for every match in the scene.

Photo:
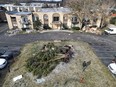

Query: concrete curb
[39,30,74,33]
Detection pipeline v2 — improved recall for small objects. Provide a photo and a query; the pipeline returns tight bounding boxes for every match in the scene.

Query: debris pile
[82,25,102,35]
[25,43,75,78]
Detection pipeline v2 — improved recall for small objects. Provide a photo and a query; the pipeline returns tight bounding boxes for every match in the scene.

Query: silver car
[108,63,116,75]
[0,58,7,69]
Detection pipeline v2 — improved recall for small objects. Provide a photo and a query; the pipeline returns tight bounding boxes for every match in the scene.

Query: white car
[104,28,116,35]
[108,63,116,74]
[0,58,7,69]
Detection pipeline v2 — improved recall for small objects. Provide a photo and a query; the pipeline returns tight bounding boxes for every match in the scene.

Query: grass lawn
[3,41,116,87]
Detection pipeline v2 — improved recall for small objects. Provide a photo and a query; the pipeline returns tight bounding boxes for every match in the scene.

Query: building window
[53,13,60,22]
[53,17,59,22]
[72,16,78,24]
[11,17,17,27]
[72,16,77,22]
[11,17,16,22]
[21,16,28,24]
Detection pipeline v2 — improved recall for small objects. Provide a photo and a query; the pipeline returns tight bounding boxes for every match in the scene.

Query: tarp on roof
[40,7,71,13]
[6,11,32,16]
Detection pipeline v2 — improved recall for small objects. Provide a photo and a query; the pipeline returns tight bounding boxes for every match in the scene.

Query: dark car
[0,51,13,60]
[0,49,6,56]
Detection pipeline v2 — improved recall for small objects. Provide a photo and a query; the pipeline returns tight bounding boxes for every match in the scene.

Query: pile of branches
[25,43,74,77]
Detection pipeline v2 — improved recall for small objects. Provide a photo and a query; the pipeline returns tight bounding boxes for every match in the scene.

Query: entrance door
[11,17,18,29]
[52,24,61,30]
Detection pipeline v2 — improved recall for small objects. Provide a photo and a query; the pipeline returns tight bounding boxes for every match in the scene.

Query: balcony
[52,21,61,24]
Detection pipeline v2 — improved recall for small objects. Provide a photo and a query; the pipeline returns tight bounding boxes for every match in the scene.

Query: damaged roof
[40,7,71,13]
[6,11,32,15]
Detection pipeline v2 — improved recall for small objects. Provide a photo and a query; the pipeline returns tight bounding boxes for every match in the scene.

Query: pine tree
[33,18,42,30]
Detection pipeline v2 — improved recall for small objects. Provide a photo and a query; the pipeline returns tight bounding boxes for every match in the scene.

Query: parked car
[0,58,7,69]
[0,49,6,56]
[108,63,116,74]
[104,28,116,35]
[0,51,13,60]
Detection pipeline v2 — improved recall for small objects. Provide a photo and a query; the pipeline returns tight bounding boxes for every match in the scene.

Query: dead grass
[3,41,116,87]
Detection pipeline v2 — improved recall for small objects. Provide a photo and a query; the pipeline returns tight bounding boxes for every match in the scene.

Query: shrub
[22,28,26,31]
[110,17,116,25]
[43,24,51,30]
[62,24,69,30]
[33,18,42,30]
[72,27,80,30]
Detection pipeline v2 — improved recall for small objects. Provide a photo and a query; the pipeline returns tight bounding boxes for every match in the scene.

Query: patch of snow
[13,75,23,82]
[52,62,67,73]
[36,78,45,84]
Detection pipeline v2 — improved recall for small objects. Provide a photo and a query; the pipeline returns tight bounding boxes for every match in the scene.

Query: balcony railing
[52,21,61,24]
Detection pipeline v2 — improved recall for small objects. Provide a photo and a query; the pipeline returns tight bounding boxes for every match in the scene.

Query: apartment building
[4,0,80,30]
[5,7,79,30]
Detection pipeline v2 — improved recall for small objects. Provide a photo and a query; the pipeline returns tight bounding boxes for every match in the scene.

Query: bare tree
[66,0,116,29]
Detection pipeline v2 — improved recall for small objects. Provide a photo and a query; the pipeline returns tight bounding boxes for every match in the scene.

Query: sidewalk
[39,30,74,33]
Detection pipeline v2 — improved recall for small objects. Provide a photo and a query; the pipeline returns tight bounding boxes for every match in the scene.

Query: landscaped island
[3,41,116,87]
